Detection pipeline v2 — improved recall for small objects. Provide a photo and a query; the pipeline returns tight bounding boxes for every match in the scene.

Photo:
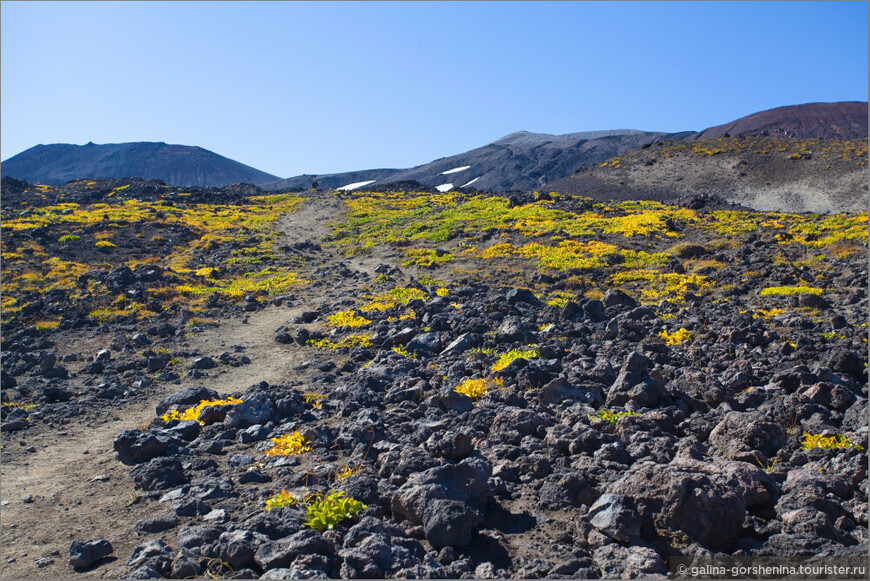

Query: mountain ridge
[265,129,681,192]
[1,141,280,187]
[264,102,867,192]
[2,101,865,191]
[696,101,868,140]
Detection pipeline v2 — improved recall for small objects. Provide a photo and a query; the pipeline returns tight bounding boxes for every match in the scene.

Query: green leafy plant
[588,409,642,426]
[492,347,540,371]
[303,491,366,530]
[545,290,576,307]
[264,489,298,511]
[820,332,846,340]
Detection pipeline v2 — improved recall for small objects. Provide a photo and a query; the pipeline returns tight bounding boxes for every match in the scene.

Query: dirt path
[1,398,161,578]
[0,194,386,579]
[273,192,342,246]
[273,192,391,278]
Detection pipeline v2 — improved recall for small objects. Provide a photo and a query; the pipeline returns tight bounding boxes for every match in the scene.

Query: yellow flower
[455,377,503,399]
[264,431,313,456]
[327,310,372,328]
[659,328,692,346]
[160,396,243,424]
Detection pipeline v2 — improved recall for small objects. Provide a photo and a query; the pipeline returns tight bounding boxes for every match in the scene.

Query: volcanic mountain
[694,101,868,140]
[263,130,693,193]
[1,142,280,187]
[264,101,867,194]
[545,102,869,213]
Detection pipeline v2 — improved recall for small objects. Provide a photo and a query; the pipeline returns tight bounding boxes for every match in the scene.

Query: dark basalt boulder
[114,429,172,465]
[423,499,482,548]
[606,456,775,552]
[69,539,113,570]
[708,411,788,464]
[130,456,188,490]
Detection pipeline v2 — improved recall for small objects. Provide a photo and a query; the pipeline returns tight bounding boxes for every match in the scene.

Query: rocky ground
[546,137,868,213]
[1,178,867,579]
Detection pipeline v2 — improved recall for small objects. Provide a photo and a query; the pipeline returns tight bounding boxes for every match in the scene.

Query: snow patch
[439,165,471,175]
[461,177,479,188]
[337,180,376,191]
[436,183,453,193]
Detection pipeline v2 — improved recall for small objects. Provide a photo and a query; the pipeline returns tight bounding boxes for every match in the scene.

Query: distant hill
[0,142,280,187]
[264,129,695,192]
[694,101,868,140]
[266,169,402,192]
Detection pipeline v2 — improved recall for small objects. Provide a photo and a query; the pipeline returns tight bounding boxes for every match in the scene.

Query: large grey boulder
[588,494,642,542]
[223,393,275,429]
[606,456,776,552]
[592,544,667,579]
[423,499,482,548]
[69,539,113,570]
[708,411,788,464]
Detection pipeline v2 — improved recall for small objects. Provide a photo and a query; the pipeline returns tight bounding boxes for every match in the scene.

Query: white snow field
[337,180,377,191]
[439,166,471,175]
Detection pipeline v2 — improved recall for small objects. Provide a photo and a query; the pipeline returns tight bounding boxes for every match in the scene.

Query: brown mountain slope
[546,137,868,213]
[695,101,868,141]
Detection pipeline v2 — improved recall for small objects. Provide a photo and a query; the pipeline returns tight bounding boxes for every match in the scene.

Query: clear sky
[1,1,867,177]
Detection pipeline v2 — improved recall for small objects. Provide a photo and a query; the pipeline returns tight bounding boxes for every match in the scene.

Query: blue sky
[1,1,867,177]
